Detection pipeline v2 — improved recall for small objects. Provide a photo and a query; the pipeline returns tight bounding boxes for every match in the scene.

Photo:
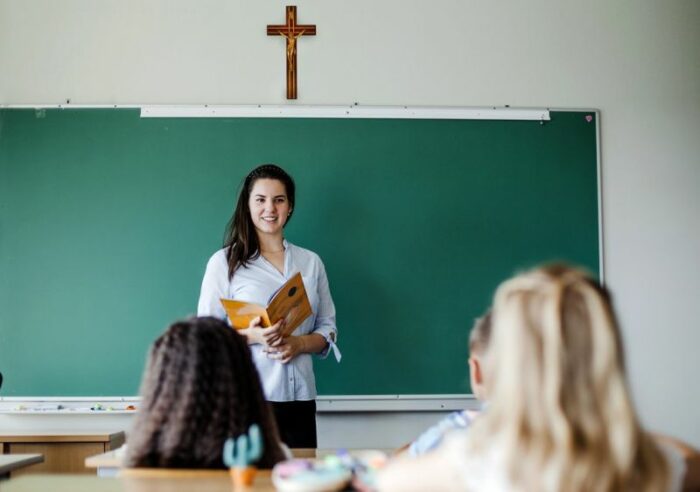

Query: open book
[220,272,313,337]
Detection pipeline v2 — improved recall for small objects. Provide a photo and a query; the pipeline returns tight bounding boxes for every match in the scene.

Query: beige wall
[1,0,699,446]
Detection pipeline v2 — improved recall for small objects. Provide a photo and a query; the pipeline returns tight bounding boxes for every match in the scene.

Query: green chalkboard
[0,109,599,396]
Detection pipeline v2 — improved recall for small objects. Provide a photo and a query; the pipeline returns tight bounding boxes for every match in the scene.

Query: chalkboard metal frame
[0,105,602,404]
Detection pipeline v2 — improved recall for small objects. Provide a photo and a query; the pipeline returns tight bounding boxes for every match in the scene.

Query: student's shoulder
[657,440,688,492]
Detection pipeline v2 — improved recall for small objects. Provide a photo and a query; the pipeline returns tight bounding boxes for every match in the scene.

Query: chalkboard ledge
[0,395,476,413]
[316,394,475,412]
[0,396,139,414]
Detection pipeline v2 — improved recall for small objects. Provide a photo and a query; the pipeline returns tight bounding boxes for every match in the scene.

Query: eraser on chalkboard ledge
[37,404,63,411]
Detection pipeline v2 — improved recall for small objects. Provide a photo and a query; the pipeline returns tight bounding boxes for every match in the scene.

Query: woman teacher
[198,164,340,448]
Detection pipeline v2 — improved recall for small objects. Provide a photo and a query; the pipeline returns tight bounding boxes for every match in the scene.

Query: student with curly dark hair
[125,316,286,469]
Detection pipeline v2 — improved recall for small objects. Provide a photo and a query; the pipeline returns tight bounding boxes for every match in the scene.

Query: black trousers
[270,400,317,449]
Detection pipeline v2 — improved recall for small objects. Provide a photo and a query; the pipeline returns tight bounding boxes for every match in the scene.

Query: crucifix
[267,6,316,100]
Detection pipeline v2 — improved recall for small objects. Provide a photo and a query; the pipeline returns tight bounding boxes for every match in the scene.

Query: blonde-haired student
[379,264,700,492]
[404,311,491,456]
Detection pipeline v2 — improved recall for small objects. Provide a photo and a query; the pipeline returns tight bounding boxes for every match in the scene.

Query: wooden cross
[267,6,316,100]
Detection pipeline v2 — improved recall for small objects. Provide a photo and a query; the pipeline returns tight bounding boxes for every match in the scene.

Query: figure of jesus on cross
[267,6,316,100]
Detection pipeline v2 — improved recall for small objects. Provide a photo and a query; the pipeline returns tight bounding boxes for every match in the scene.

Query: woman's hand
[240,316,285,346]
[263,336,305,364]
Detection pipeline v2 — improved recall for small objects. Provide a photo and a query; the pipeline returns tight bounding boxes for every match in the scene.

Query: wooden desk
[0,431,125,476]
[0,471,276,491]
[85,447,318,477]
[0,454,44,479]
[85,446,392,478]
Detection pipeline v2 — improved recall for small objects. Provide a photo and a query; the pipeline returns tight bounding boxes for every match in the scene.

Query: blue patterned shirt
[408,409,480,456]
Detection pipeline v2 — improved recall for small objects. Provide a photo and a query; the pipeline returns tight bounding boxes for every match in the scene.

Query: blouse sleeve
[197,251,229,321]
[311,257,341,362]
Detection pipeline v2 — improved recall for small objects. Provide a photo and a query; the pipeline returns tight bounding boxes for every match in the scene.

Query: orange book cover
[220,272,313,337]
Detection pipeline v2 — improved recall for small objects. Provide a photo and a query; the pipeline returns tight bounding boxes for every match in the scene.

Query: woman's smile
[249,178,290,236]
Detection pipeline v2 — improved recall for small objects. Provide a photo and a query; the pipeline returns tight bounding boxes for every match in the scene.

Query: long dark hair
[224,164,296,280]
[125,317,285,469]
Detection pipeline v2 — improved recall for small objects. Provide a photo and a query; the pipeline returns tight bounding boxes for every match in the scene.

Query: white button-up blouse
[197,240,340,401]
